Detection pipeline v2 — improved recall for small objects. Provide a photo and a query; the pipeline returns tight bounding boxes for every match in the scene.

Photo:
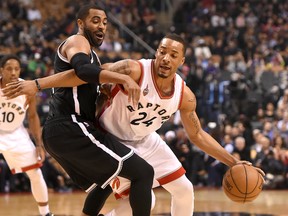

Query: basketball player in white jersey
[94,34,264,216]
[0,55,53,216]
[2,34,265,216]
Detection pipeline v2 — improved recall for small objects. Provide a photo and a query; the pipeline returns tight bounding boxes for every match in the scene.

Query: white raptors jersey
[99,59,184,141]
[0,78,27,132]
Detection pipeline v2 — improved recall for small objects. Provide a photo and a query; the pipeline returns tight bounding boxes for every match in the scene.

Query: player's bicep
[65,35,91,61]
[179,87,201,136]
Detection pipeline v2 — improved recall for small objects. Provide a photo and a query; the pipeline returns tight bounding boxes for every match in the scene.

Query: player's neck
[154,76,174,96]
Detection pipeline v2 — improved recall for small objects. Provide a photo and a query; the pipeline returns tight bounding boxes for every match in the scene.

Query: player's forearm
[28,114,43,147]
[37,69,85,89]
[99,70,130,85]
[190,130,239,167]
[102,60,133,75]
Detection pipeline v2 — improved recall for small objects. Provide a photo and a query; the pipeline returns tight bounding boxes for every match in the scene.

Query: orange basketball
[222,164,264,203]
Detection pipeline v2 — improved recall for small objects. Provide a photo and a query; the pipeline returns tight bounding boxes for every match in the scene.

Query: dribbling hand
[236,160,265,182]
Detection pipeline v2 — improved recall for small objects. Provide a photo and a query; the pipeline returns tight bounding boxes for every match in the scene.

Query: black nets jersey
[49,40,100,122]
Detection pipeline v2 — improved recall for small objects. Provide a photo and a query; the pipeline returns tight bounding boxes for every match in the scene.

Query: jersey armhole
[135,60,144,86]
[178,80,185,109]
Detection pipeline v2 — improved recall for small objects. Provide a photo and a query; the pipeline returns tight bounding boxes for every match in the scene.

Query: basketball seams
[247,168,260,194]
[243,164,248,202]
[230,164,245,194]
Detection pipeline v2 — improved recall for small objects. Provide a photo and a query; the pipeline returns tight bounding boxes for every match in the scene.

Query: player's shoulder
[65,34,90,49]
[135,58,154,71]
[180,85,197,110]
[183,85,196,100]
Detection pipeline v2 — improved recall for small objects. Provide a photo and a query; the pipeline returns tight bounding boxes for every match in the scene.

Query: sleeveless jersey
[0,78,27,132]
[99,59,185,141]
[50,39,101,122]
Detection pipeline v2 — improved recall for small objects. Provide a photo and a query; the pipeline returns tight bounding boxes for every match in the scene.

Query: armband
[70,52,102,84]
[35,79,41,91]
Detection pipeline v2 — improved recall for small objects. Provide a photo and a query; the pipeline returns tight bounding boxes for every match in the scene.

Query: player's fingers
[236,160,252,166]
[127,89,132,103]
[135,87,140,104]
[3,89,20,99]
[254,167,266,177]
[2,83,20,97]
[131,89,136,107]
[36,147,45,164]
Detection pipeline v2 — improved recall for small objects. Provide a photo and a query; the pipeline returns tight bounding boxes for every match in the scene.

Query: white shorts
[110,132,185,199]
[0,125,40,173]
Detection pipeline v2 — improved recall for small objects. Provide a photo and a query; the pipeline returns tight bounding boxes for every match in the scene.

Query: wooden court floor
[0,187,287,216]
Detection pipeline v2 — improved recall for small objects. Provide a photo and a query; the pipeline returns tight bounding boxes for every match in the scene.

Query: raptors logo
[0,100,26,132]
[143,84,149,96]
[111,177,120,190]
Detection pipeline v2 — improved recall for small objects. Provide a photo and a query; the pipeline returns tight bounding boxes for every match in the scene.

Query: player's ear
[180,57,185,65]
[77,19,84,30]
[154,49,158,58]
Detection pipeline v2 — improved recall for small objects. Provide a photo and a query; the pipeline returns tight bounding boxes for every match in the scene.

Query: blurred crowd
[0,0,288,192]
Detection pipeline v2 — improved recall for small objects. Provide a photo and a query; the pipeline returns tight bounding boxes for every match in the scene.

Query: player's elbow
[71,53,101,83]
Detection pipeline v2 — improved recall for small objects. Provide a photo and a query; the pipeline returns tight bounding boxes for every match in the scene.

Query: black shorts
[42,114,134,191]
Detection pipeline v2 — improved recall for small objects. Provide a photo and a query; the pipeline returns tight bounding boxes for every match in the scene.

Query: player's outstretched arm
[179,86,237,167]
[179,86,265,177]
[2,69,85,99]
[3,60,142,106]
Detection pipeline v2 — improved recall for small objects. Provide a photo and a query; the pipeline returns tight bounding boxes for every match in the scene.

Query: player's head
[0,54,21,84]
[76,4,107,47]
[154,34,186,79]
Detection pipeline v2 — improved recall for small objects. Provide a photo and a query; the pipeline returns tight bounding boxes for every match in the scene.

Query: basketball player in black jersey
[3,4,154,216]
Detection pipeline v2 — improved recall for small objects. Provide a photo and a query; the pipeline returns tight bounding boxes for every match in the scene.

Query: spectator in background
[264,102,277,122]
[228,72,249,118]
[27,4,42,21]
[277,88,288,117]
[250,129,264,163]
[262,120,276,141]
[194,38,212,71]
[222,134,234,154]
[233,136,251,162]
[27,53,46,79]
[277,111,288,143]
[255,136,285,189]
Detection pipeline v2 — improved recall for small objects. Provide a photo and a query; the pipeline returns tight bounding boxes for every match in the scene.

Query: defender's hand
[122,77,140,107]
[2,80,38,99]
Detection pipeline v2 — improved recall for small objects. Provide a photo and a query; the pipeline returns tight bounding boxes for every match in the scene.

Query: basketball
[222,164,264,203]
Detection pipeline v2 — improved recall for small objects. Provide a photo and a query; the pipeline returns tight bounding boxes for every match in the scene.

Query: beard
[83,27,103,48]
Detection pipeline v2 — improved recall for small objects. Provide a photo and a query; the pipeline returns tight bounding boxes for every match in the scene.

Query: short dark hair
[76,4,106,20]
[0,54,21,67]
[161,34,187,55]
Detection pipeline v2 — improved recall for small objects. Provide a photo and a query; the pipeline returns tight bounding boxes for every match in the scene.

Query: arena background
[0,0,287,215]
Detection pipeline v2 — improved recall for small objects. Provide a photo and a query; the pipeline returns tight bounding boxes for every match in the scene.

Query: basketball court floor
[0,187,287,216]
